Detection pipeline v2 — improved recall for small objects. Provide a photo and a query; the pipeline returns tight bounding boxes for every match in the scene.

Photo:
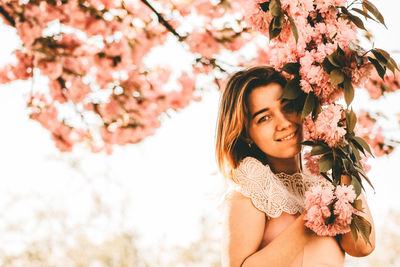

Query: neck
[266,154,301,175]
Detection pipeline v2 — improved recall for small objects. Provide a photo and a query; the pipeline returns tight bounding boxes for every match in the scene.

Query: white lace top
[231,156,333,219]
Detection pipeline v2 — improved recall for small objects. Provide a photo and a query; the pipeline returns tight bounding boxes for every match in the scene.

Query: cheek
[287,112,302,124]
[249,125,273,143]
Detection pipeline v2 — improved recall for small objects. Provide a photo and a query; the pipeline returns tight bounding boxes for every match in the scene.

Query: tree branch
[0,5,15,26]
[140,0,184,41]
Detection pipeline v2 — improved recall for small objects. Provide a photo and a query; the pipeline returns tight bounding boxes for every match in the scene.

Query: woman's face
[247,83,303,160]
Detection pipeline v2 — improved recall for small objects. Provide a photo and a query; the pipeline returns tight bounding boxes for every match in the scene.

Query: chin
[279,146,301,159]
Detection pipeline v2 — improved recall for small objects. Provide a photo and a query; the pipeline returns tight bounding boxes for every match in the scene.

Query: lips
[276,130,297,142]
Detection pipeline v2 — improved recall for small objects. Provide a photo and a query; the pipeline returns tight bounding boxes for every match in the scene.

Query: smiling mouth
[277,131,297,142]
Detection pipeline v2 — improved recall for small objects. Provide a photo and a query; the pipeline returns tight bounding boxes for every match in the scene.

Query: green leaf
[333,54,347,67]
[327,55,341,68]
[287,14,298,43]
[320,172,333,183]
[274,14,284,27]
[319,153,333,173]
[332,156,343,182]
[341,156,351,172]
[310,145,331,156]
[368,56,386,80]
[336,45,345,56]
[388,56,400,73]
[350,221,359,243]
[330,69,345,85]
[259,1,270,12]
[301,92,316,119]
[353,136,373,156]
[354,165,375,191]
[269,17,282,40]
[353,214,372,246]
[371,49,388,64]
[269,0,282,16]
[390,57,400,71]
[281,77,301,100]
[301,141,317,146]
[281,62,300,75]
[350,142,361,162]
[362,0,387,28]
[350,138,366,156]
[322,57,336,73]
[351,175,362,196]
[327,50,346,68]
[343,13,366,30]
[386,58,396,74]
[343,77,354,106]
[312,100,321,121]
[351,7,378,22]
[346,109,357,133]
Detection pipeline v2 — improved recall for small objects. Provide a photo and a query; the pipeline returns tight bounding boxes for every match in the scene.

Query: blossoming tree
[0,0,399,243]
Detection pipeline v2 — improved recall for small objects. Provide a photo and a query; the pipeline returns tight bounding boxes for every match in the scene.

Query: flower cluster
[356,111,395,157]
[0,0,249,152]
[364,69,400,100]
[304,184,358,236]
[241,0,369,103]
[27,93,87,152]
[303,104,346,147]
[0,0,397,157]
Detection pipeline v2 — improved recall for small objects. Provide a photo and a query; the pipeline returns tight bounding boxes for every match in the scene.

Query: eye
[282,101,296,113]
[257,114,272,123]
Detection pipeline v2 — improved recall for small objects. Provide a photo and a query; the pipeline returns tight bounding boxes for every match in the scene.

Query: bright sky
[0,0,399,259]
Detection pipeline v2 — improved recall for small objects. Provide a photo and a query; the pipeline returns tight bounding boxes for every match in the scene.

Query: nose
[275,110,292,131]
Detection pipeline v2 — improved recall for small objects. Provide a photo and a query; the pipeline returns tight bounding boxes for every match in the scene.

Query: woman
[215,66,375,267]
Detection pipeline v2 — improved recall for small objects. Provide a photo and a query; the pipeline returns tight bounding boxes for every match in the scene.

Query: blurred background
[0,0,400,266]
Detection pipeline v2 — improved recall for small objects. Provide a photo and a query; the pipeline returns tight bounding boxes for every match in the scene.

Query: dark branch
[140,0,184,41]
[197,58,229,73]
[0,5,15,26]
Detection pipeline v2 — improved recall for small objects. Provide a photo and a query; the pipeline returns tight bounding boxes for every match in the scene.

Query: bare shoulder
[222,190,265,217]
[224,189,249,202]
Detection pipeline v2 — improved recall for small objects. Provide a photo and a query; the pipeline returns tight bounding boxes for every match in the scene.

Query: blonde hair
[215,66,287,180]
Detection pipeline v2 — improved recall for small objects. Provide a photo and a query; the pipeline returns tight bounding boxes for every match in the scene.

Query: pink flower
[187,30,221,58]
[360,156,371,173]
[37,60,63,80]
[304,184,357,236]
[60,74,91,104]
[51,124,87,152]
[49,79,66,104]
[304,185,334,208]
[16,21,43,47]
[335,184,356,203]
[303,104,346,147]
[304,152,320,175]
[243,1,272,36]
[194,0,215,17]
[61,57,87,76]
[334,200,354,224]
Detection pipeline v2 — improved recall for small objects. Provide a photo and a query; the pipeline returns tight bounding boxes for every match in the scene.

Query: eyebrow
[252,108,270,119]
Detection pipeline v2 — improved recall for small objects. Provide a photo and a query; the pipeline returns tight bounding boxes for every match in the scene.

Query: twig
[140,0,184,41]
[0,5,15,26]
[197,57,229,73]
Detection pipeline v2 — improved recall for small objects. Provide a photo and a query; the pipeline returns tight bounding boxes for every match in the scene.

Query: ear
[241,136,253,145]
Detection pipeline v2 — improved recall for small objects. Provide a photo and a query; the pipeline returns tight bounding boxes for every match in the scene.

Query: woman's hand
[337,175,376,257]
[221,191,316,267]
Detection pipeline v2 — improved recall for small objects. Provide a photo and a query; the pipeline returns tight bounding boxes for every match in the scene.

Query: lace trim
[233,157,333,219]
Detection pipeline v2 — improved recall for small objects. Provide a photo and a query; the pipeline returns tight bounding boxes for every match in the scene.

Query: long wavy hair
[215,66,287,180]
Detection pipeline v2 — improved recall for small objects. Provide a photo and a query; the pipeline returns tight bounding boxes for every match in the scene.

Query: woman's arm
[337,175,376,257]
[221,191,316,267]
